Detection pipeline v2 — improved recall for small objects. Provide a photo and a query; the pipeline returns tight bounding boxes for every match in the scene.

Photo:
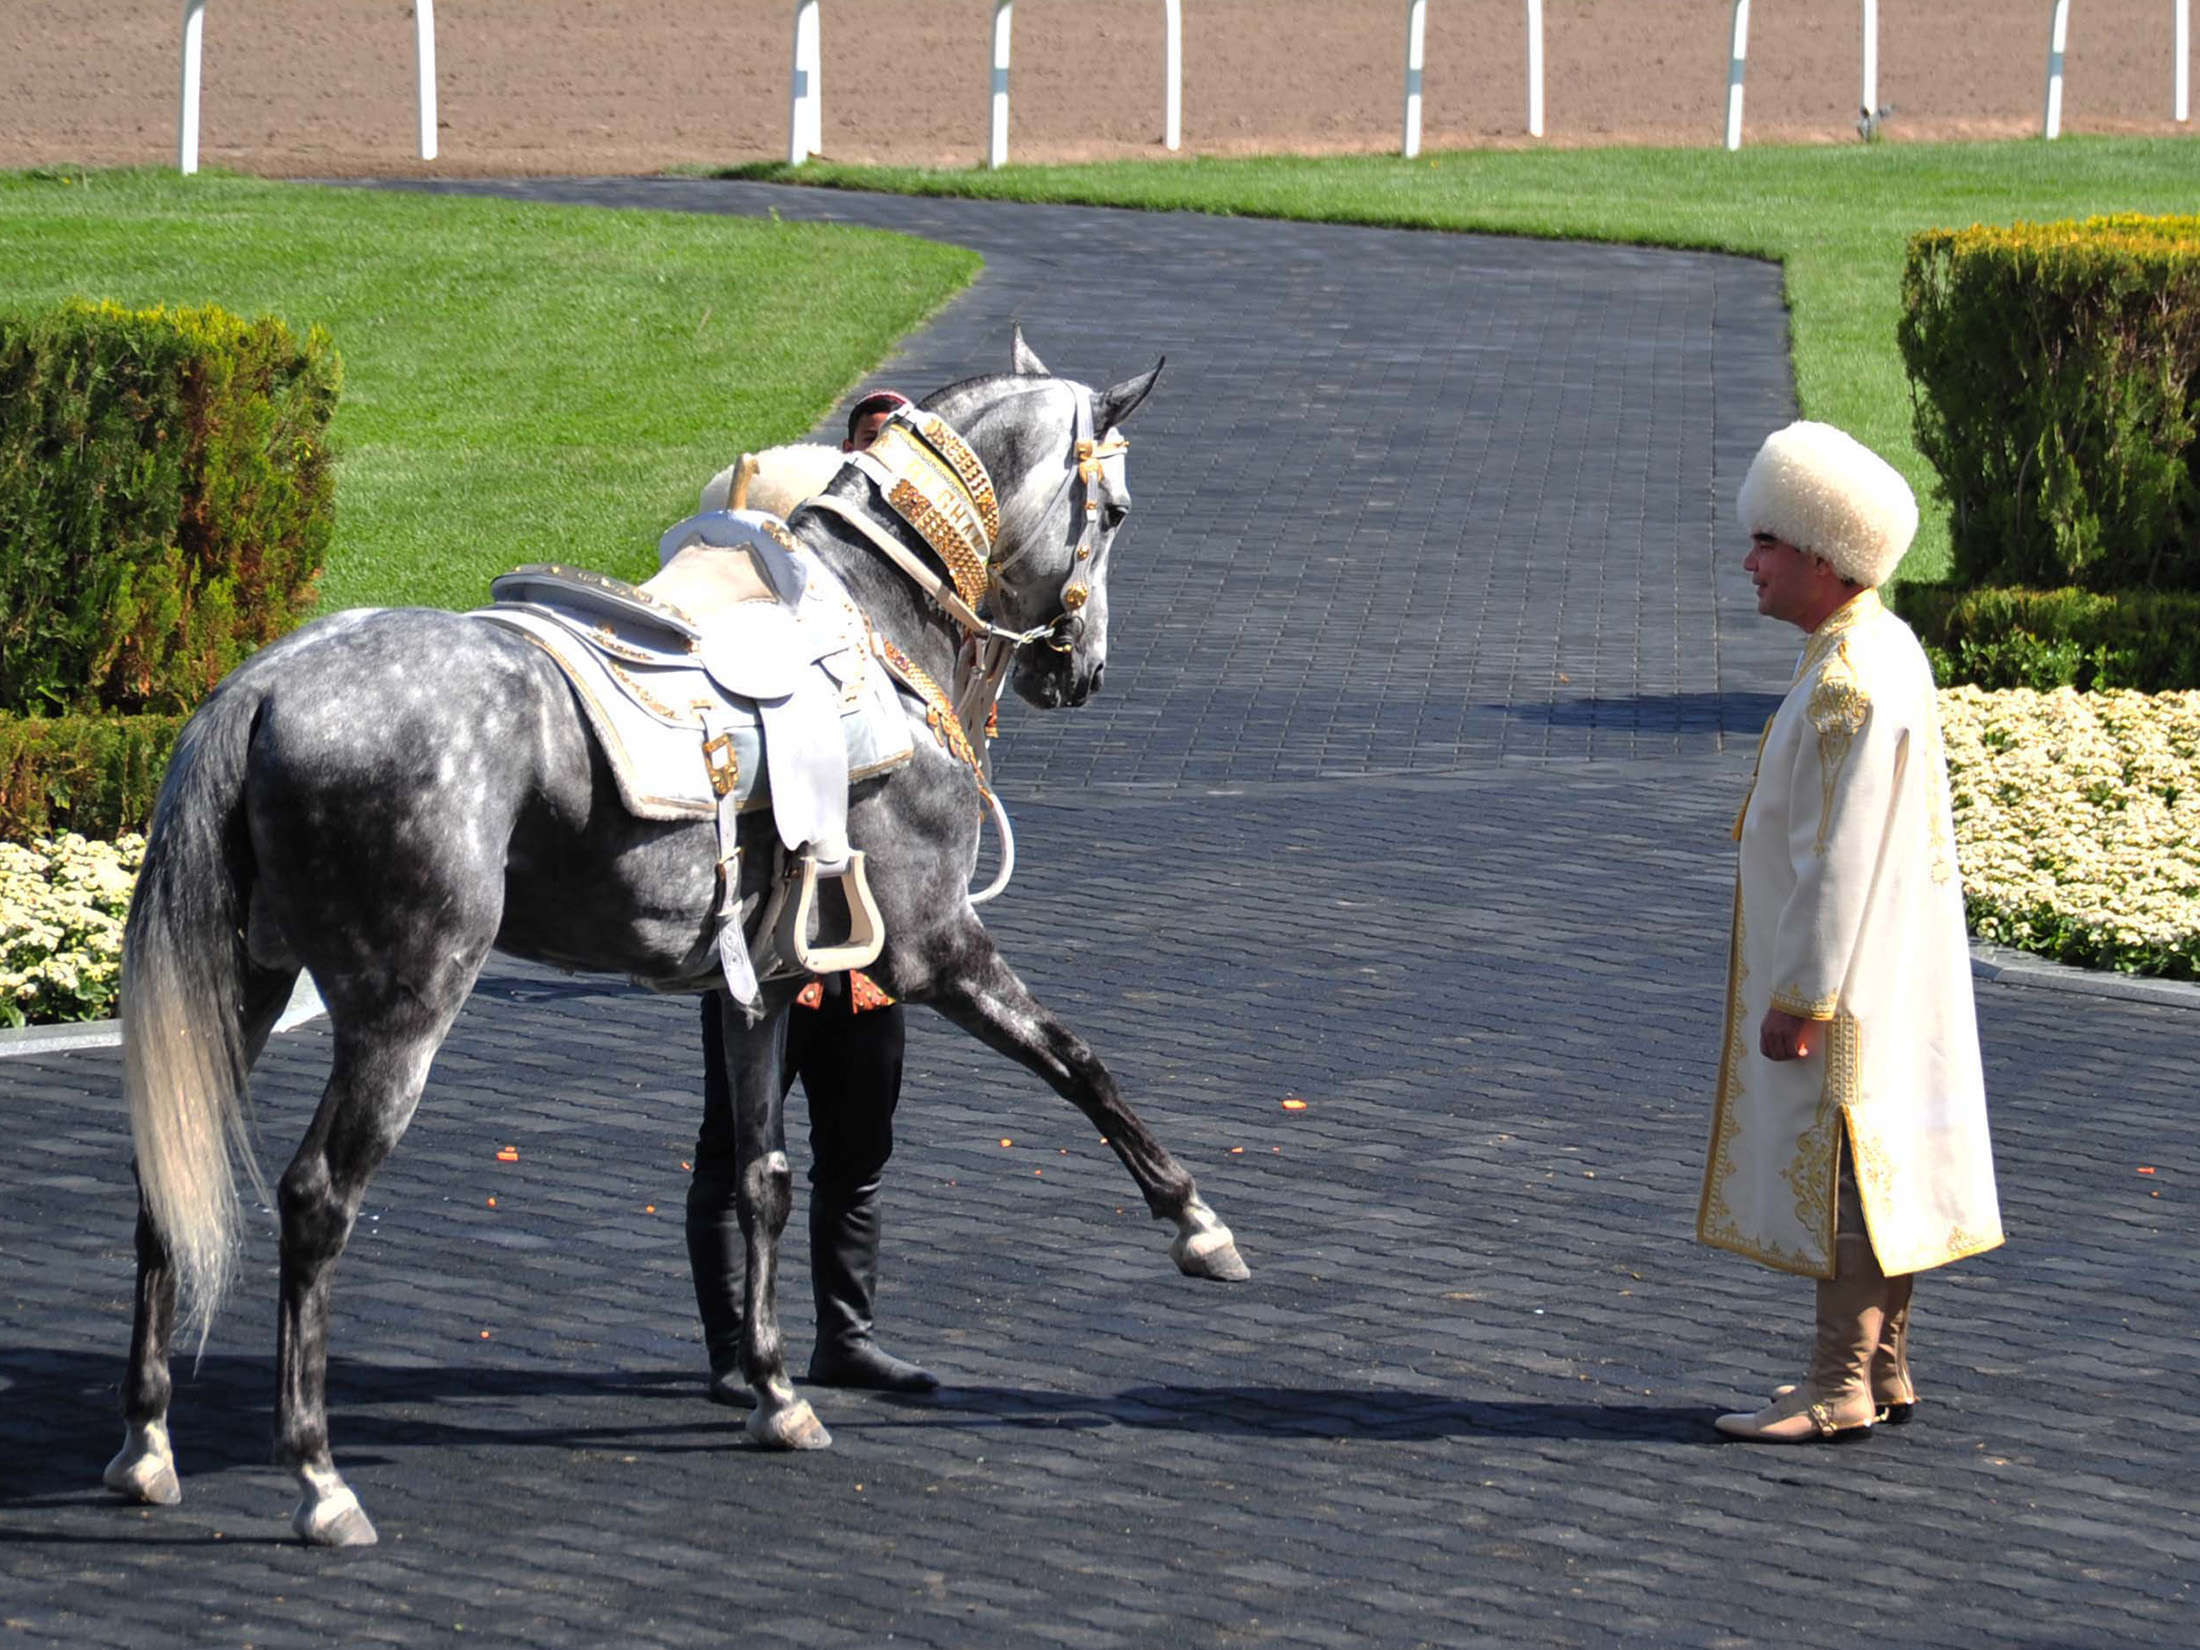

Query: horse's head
[922,330,1162,709]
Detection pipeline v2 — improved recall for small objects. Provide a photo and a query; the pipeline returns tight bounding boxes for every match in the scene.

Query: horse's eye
[1102,504,1128,533]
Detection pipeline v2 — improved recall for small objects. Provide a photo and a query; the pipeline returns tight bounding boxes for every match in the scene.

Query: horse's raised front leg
[106,962,297,1510]
[927,932,1249,1282]
[720,994,832,1450]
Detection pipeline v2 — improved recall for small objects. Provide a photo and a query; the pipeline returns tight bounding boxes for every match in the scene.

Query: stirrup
[760,851,884,978]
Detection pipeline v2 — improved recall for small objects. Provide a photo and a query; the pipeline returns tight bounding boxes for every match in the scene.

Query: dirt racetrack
[4,1,2196,178]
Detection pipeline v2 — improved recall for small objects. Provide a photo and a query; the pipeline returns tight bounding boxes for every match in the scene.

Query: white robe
[1697,589,2004,1279]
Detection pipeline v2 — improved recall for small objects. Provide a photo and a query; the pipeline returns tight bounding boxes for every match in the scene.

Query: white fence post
[178,0,207,175]
[176,0,438,174]
[1402,0,1427,158]
[2044,0,2071,138]
[989,1,1013,169]
[1860,0,1879,121]
[1526,0,1545,136]
[1163,0,1182,149]
[1725,0,1751,151]
[787,0,822,165]
[2177,0,2191,122]
[415,0,438,160]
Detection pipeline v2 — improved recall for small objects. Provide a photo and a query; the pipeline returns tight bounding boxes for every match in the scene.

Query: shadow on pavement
[3,1347,1713,1510]
[1504,691,1785,733]
[0,1348,723,1506]
[860,1382,1715,1445]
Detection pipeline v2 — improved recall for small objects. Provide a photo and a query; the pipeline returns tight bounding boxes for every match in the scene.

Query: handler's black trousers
[693,975,904,1190]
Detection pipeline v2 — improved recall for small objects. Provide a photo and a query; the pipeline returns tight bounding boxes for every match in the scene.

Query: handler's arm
[1763,644,1903,1055]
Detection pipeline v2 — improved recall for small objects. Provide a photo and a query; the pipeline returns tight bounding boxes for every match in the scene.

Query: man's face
[1744,532,1840,630]
[844,409,893,453]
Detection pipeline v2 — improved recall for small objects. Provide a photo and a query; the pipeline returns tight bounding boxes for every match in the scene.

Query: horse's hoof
[1172,1225,1252,1282]
[103,1446,181,1506]
[291,1485,379,1548]
[745,1398,833,1452]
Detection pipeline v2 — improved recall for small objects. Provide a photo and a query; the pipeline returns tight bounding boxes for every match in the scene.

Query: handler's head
[844,389,912,453]
[1738,420,1918,590]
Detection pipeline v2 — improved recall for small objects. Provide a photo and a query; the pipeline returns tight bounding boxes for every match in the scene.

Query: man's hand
[1758,1007,1817,1061]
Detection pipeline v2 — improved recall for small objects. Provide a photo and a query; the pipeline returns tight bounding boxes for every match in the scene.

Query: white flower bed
[4,690,2195,1027]
[1,833,145,1027]
[1940,686,2200,979]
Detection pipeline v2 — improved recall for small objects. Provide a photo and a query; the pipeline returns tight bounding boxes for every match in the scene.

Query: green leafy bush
[0,711,184,842]
[1892,583,2200,691]
[0,299,339,716]
[1899,215,2200,592]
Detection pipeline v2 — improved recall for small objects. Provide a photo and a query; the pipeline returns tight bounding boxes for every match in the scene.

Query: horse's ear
[1095,357,1164,432]
[1010,323,1050,377]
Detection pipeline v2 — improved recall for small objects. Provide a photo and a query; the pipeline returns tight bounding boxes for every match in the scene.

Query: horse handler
[1698,420,2003,1444]
[687,390,939,1404]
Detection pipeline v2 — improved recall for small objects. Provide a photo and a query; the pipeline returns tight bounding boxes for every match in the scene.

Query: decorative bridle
[798,390,1127,755]
[794,390,1125,904]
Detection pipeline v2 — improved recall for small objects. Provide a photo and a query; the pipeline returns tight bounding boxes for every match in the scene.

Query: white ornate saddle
[471,509,912,1011]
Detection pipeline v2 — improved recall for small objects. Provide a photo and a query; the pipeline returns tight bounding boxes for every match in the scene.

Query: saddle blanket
[470,520,913,829]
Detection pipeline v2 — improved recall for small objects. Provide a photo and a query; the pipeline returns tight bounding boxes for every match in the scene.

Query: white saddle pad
[471,550,913,832]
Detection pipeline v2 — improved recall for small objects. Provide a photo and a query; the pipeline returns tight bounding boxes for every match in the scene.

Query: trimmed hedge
[0,299,339,716]
[0,712,185,842]
[1890,583,2200,691]
[1899,215,2200,592]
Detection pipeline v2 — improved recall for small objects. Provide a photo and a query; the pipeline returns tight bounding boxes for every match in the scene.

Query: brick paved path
[2,186,2192,1649]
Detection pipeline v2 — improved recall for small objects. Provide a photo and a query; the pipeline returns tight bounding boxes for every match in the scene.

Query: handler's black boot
[806,1178,937,1392]
[685,1161,750,1408]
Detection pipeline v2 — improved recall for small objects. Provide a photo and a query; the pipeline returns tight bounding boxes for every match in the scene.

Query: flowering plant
[5,690,2196,1027]
[1940,687,2200,979]
[0,833,145,1026]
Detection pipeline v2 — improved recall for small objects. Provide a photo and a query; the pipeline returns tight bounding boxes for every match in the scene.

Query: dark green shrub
[1899,215,2200,592]
[1891,582,2200,690]
[0,711,185,841]
[0,300,340,716]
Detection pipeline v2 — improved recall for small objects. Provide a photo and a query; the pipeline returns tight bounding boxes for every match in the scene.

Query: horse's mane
[919,372,1017,413]
[921,372,1068,427]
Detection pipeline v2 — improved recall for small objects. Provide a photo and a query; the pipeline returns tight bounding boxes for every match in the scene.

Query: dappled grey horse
[107,334,1247,1546]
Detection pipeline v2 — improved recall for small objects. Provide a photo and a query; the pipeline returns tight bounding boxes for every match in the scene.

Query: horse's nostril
[1090,663,1105,693]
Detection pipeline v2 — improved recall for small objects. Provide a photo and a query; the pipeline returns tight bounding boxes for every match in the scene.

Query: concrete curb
[0,973,327,1060]
[1969,942,2200,1011]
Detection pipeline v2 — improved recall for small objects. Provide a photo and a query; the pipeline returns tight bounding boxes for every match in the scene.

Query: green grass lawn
[723,135,2200,581]
[0,167,978,612]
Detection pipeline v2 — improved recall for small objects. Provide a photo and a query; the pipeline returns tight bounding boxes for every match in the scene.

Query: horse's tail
[121,682,274,1348]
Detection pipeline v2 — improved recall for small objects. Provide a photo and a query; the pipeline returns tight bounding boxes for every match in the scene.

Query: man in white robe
[1698,420,2004,1443]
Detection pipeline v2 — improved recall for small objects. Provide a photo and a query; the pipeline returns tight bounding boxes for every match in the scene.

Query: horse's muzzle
[1014,656,1102,709]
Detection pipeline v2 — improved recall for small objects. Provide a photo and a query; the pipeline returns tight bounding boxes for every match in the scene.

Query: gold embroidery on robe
[1848,1118,1898,1208]
[1699,892,1829,1276]
[1807,644,1870,856]
[1779,1012,1856,1263]
[1771,983,1840,1020]
[1919,711,1955,886]
[1698,890,1751,1251]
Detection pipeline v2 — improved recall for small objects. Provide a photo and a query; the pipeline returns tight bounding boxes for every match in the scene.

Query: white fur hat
[1737,421,1918,588]
[699,442,847,518]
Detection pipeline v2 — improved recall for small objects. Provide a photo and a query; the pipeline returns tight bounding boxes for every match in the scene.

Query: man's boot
[806,1177,937,1392]
[685,1160,750,1407]
[1717,1228,1884,1443]
[1873,1271,1917,1424]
